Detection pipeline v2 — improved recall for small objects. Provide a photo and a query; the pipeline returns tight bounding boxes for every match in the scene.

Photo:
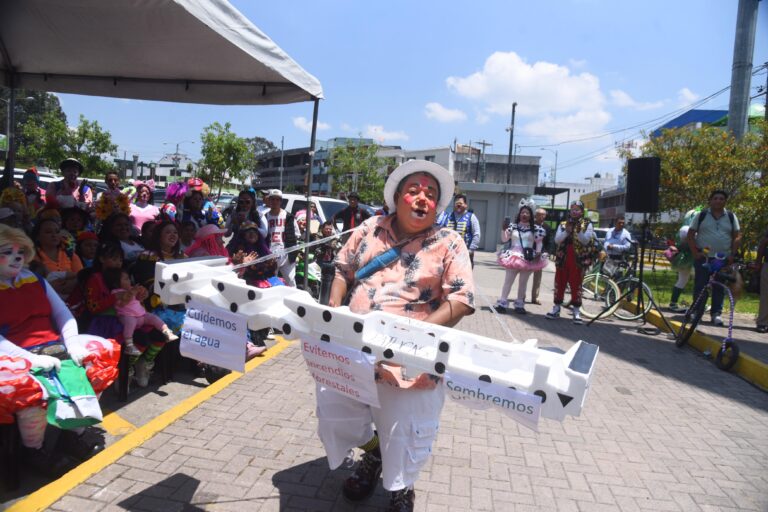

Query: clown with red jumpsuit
[546,200,596,325]
[0,225,119,477]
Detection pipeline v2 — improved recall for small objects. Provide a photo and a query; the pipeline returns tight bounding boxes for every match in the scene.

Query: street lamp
[540,148,558,186]
[164,140,195,177]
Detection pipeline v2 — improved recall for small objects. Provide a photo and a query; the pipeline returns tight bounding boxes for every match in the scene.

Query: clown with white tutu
[496,200,547,314]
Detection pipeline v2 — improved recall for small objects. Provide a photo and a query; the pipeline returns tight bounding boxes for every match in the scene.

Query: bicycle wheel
[714,340,739,371]
[578,274,620,319]
[607,278,654,321]
[675,291,707,347]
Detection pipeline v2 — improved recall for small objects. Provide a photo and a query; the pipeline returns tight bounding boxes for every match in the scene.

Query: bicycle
[603,247,655,321]
[675,256,740,371]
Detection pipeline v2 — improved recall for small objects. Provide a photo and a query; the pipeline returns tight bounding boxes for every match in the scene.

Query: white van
[12,167,60,187]
[260,193,349,228]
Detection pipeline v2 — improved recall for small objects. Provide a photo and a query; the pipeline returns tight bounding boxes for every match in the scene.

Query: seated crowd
[0,158,344,482]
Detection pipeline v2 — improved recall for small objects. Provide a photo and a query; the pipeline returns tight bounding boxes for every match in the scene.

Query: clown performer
[129,180,160,231]
[495,199,547,314]
[546,200,596,325]
[0,225,119,476]
[46,158,94,210]
[322,160,475,512]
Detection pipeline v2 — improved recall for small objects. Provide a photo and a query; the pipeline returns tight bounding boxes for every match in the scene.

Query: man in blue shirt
[686,190,741,326]
[604,216,633,259]
[438,194,481,267]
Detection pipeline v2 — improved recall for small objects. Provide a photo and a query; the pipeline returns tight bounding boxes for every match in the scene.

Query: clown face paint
[396,173,439,234]
[0,244,27,279]
[570,204,583,219]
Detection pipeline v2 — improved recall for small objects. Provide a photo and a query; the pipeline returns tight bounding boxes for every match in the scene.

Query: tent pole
[2,76,16,190]
[303,98,320,291]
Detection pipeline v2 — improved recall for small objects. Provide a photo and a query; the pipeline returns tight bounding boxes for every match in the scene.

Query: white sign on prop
[180,300,249,373]
[301,336,379,408]
[444,371,542,431]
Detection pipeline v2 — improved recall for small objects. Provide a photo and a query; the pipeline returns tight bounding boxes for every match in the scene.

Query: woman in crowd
[100,213,145,264]
[133,220,188,335]
[32,217,83,299]
[83,242,164,387]
[227,220,276,286]
[129,180,160,232]
[225,190,266,240]
[496,202,547,314]
[181,180,221,229]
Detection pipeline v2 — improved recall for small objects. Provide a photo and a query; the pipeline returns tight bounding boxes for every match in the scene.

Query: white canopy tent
[1,0,324,287]
[0,0,323,178]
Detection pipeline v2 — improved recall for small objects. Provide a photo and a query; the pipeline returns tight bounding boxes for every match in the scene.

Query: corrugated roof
[651,109,727,137]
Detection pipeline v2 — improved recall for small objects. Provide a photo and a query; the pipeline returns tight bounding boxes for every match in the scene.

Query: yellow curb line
[99,411,136,437]
[7,337,293,512]
[622,303,768,392]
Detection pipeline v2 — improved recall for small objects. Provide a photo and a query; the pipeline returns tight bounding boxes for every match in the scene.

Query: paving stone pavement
[47,251,768,512]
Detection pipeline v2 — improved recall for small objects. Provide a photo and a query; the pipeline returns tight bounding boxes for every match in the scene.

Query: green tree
[199,122,251,197]
[17,113,116,175]
[621,121,767,254]
[328,142,385,204]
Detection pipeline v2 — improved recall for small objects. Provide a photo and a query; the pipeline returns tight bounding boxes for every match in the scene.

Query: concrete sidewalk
[25,251,768,511]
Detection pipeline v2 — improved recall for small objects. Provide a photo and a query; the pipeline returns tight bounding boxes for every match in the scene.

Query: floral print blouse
[335,215,475,320]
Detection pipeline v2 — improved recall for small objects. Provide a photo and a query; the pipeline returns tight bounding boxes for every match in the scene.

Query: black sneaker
[22,446,79,478]
[58,429,105,461]
[386,488,415,512]
[342,450,382,502]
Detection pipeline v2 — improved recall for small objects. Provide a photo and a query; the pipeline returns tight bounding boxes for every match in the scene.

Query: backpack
[696,209,734,231]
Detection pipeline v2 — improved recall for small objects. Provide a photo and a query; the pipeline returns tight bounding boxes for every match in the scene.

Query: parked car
[258,193,349,231]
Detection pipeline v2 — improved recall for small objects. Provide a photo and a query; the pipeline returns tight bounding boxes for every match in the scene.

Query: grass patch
[633,268,759,316]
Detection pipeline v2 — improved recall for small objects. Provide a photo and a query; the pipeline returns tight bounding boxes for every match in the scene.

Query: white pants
[315,382,444,491]
[675,266,692,289]
[500,269,532,307]
[277,259,296,287]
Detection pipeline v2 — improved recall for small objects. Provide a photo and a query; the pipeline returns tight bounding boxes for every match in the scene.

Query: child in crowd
[76,231,99,268]
[179,220,197,253]
[102,267,178,356]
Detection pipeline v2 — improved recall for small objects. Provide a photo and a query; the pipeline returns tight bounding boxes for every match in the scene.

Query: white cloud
[609,89,664,110]
[364,124,408,142]
[446,51,611,141]
[569,58,588,69]
[292,116,330,133]
[340,122,353,132]
[424,102,467,123]
[677,87,700,107]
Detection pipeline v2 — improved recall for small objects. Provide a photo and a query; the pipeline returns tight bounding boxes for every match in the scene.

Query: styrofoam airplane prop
[154,257,598,421]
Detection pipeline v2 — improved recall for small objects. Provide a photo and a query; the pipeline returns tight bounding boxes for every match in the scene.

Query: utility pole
[131,154,139,179]
[476,140,492,183]
[506,102,517,184]
[279,136,284,190]
[727,0,759,139]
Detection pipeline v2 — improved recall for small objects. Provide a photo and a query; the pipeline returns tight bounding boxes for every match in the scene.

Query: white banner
[444,371,542,431]
[301,337,379,408]
[180,300,249,373]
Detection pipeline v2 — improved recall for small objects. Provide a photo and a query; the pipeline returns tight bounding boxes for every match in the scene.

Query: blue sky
[56,0,767,185]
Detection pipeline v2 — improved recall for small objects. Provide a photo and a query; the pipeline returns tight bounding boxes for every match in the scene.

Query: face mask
[0,244,26,279]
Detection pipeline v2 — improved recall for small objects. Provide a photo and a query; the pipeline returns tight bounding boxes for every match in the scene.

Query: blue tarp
[650,109,727,137]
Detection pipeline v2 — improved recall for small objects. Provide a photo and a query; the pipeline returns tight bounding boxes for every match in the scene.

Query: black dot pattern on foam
[283,323,291,335]
[248,290,256,300]
[353,322,363,333]
[321,334,330,342]
[230,303,238,313]
[439,341,450,353]
[297,307,306,317]
[217,282,225,292]
[383,349,394,359]
[534,390,547,403]
[172,273,179,282]
[322,310,332,322]
[479,375,491,383]
[362,346,372,354]
[434,362,445,374]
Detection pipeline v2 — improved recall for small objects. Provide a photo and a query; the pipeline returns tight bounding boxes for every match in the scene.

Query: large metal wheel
[606,278,654,321]
[578,274,620,319]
